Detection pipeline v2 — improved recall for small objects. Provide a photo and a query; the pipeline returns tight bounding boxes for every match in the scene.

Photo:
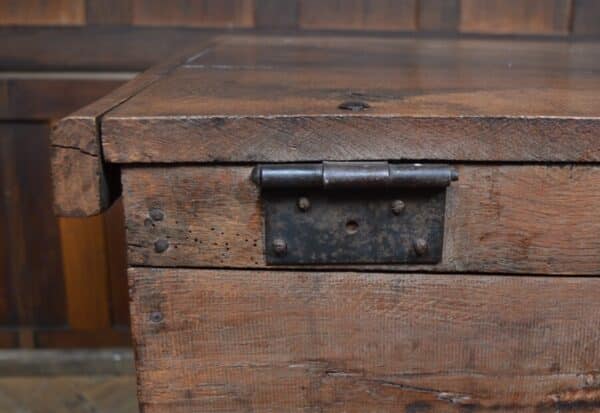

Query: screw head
[149,207,164,221]
[391,200,405,215]
[272,238,287,256]
[413,238,428,256]
[154,239,169,253]
[297,197,311,212]
[149,311,163,323]
[338,101,370,112]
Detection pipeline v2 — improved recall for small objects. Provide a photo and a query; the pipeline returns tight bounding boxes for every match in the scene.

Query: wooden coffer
[51,35,600,412]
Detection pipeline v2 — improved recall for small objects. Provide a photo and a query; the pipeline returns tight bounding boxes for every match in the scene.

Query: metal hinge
[252,162,458,265]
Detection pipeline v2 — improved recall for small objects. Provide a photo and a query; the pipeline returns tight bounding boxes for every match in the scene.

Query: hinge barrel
[252,162,458,190]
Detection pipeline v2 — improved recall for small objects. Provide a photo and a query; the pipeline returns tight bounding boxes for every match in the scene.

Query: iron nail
[149,207,164,221]
[272,238,288,256]
[338,101,370,112]
[154,239,169,253]
[414,238,428,256]
[297,196,311,212]
[150,311,163,323]
[391,200,405,215]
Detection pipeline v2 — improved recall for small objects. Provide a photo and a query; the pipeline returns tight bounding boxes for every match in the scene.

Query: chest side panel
[122,165,600,275]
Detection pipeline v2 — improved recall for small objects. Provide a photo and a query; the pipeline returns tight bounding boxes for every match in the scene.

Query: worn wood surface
[130,268,600,412]
[50,40,214,217]
[123,165,600,275]
[103,36,600,164]
[418,0,459,31]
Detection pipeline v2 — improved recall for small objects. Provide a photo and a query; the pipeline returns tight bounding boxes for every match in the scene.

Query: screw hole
[345,220,359,234]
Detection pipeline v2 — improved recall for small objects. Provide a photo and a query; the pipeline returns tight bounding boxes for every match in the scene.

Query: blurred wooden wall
[0,0,599,349]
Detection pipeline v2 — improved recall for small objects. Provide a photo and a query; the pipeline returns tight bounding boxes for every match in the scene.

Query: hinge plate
[255,162,456,265]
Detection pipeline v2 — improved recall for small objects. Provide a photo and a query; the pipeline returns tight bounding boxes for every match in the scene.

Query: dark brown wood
[122,165,600,275]
[419,0,459,31]
[573,0,600,35]
[103,198,130,327]
[0,75,131,120]
[102,36,600,164]
[86,0,133,25]
[35,328,131,348]
[299,0,418,31]
[0,123,66,327]
[459,0,572,35]
[0,0,85,26]
[131,0,254,28]
[50,40,214,216]
[130,268,600,412]
[255,0,298,29]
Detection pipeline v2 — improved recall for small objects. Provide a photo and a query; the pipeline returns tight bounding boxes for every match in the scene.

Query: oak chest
[52,35,600,412]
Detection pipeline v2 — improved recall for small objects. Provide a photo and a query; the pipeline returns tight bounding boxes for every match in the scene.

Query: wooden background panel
[85,0,133,25]
[419,0,459,31]
[0,124,66,328]
[122,165,600,275]
[0,0,85,26]
[572,0,600,35]
[131,0,255,28]
[254,0,298,29]
[299,0,418,31]
[460,0,573,35]
[130,268,600,412]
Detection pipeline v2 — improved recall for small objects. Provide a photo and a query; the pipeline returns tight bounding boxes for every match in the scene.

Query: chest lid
[101,35,600,164]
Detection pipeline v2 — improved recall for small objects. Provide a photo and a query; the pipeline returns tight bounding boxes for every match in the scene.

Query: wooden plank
[35,328,131,348]
[50,40,214,217]
[573,0,600,35]
[0,74,130,120]
[123,165,600,275]
[0,0,85,26]
[58,214,112,330]
[130,268,600,412]
[299,0,417,31]
[0,123,66,327]
[102,36,600,163]
[459,0,572,35]
[103,198,130,327]
[0,376,138,413]
[418,0,459,31]
[0,349,134,376]
[255,0,298,29]
[132,0,254,28]
[0,331,19,349]
[86,0,133,25]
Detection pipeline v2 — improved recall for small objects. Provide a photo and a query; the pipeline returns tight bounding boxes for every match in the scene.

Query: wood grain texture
[419,0,459,31]
[132,0,254,28]
[460,0,572,35]
[300,0,417,31]
[0,123,66,326]
[51,40,214,216]
[573,0,600,35]
[130,268,600,412]
[255,0,298,29]
[86,0,133,25]
[103,198,130,327]
[102,36,600,163]
[123,165,600,275]
[0,0,85,26]
[59,214,112,330]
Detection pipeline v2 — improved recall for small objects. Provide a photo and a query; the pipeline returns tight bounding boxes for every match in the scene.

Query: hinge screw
[297,197,311,212]
[154,239,169,253]
[413,238,428,256]
[149,311,163,323]
[272,238,288,256]
[391,200,405,215]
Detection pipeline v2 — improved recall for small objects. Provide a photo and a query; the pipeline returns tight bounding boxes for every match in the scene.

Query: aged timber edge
[50,39,218,217]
